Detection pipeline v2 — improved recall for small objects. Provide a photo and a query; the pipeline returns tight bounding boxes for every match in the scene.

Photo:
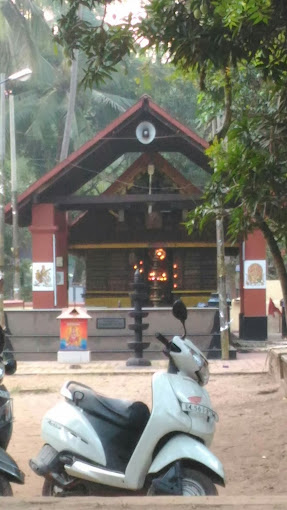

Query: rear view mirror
[0,327,5,354]
[172,299,187,324]
[5,359,17,376]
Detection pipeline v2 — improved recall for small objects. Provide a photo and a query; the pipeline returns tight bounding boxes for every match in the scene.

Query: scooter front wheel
[0,475,13,496]
[42,478,96,497]
[148,468,218,496]
[42,479,63,497]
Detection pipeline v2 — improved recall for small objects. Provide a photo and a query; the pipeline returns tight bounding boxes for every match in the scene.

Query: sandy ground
[3,369,287,498]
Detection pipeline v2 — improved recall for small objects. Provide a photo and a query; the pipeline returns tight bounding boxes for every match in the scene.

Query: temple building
[5,95,267,340]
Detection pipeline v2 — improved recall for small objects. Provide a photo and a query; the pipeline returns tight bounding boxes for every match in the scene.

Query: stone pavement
[13,351,269,376]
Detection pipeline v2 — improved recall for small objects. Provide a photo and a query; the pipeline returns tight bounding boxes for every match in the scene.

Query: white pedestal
[57,351,91,364]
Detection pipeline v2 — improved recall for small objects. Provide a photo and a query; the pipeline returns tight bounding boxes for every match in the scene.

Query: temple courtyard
[2,353,286,500]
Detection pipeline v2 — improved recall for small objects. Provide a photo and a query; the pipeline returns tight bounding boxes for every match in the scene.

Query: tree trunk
[216,213,230,359]
[59,50,79,161]
[257,219,287,332]
[212,118,230,358]
[59,5,82,162]
[215,66,232,141]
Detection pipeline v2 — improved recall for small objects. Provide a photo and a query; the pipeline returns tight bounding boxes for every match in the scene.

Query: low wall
[4,496,287,510]
[4,307,218,361]
[268,348,287,396]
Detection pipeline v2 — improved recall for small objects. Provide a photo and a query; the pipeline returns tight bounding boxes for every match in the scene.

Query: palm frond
[25,88,63,141]
[1,0,38,71]
[91,90,134,113]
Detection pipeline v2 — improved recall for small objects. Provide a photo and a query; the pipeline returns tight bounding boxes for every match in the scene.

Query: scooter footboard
[148,434,224,485]
[0,448,25,484]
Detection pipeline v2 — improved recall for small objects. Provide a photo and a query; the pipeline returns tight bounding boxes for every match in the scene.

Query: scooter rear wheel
[148,468,218,496]
[0,475,13,496]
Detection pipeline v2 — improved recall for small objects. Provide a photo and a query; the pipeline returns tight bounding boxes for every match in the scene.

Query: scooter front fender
[148,434,224,484]
[0,447,25,484]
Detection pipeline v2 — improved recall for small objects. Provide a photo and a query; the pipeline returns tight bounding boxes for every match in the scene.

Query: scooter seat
[66,381,150,430]
[65,381,150,472]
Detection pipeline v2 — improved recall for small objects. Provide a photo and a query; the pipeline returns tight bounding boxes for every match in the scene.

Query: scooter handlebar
[155,332,170,347]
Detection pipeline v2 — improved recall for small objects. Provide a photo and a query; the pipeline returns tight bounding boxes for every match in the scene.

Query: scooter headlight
[197,362,209,386]
[191,352,209,386]
[192,352,204,367]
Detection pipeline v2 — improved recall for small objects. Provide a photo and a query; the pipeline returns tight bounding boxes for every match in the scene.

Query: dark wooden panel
[182,248,216,290]
[86,249,132,292]
[86,251,108,291]
[54,194,200,210]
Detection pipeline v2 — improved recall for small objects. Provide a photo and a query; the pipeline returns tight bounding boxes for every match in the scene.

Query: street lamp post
[9,93,20,301]
[0,68,32,327]
[0,74,6,328]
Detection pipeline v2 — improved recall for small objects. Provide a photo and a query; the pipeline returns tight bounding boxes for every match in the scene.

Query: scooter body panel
[41,370,219,491]
[123,371,192,488]
[167,374,216,447]
[0,447,25,484]
[42,401,106,465]
[148,433,225,482]
[123,371,217,489]
[62,371,191,490]
[65,461,126,488]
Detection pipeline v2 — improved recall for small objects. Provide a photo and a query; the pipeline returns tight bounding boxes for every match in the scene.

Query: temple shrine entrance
[4,95,267,340]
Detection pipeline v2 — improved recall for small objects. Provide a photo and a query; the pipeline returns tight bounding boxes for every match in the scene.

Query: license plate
[181,402,218,422]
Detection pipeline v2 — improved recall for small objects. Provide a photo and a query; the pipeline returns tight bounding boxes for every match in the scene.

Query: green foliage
[186,66,287,309]
[0,0,55,78]
[212,0,272,28]
[4,223,32,300]
[56,0,134,87]
[212,0,287,82]
[188,80,287,239]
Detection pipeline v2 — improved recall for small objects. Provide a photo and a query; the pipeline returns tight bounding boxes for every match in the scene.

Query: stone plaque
[96,318,126,329]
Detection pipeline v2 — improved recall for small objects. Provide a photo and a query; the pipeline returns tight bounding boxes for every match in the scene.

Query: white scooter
[30,300,225,497]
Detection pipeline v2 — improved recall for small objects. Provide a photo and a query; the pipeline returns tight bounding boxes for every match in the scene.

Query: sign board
[96,318,126,329]
[56,271,64,285]
[32,262,54,291]
[244,260,266,289]
[57,307,91,351]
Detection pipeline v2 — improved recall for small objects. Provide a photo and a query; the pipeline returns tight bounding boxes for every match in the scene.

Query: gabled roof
[5,95,209,227]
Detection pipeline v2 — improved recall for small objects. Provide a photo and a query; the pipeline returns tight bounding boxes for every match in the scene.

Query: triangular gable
[103,153,202,196]
[5,95,209,227]
[71,152,202,228]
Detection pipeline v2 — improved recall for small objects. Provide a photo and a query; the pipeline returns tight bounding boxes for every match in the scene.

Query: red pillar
[30,204,68,309]
[239,230,267,340]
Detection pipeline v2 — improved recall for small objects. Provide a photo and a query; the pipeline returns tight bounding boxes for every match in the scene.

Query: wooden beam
[52,194,200,211]
[69,242,239,249]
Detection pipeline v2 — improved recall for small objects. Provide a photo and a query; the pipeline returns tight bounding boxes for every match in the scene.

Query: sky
[44,1,146,25]
[106,0,146,24]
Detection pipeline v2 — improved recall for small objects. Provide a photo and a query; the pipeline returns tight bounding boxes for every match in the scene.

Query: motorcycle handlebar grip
[155,332,170,347]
